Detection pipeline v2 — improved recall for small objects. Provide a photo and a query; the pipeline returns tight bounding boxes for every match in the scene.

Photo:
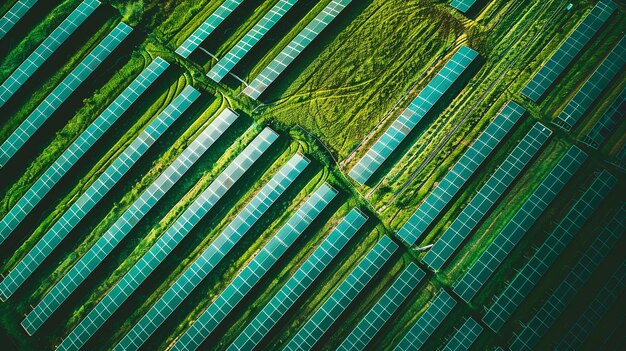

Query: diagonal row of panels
[0,0,39,40]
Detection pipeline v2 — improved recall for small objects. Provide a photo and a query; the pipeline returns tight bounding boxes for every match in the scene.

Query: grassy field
[0,0,625,350]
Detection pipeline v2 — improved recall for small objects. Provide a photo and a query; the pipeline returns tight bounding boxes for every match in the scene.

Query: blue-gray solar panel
[283,235,398,351]
[172,183,338,351]
[582,86,625,148]
[0,57,168,246]
[441,317,483,351]
[397,101,524,246]
[229,208,368,351]
[20,107,237,335]
[482,169,616,332]
[0,21,131,168]
[57,128,278,351]
[115,152,309,351]
[510,203,625,351]
[0,0,38,40]
[348,46,478,184]
[453,146,587,302]
[0,86,198,302]
[450,0,476,13]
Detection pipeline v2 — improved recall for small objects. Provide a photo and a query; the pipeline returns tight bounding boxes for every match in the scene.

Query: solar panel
[556,261,626,350]
[453,146,587,303]
[172,183,338,351]
[0,57,168,246]
[441,317,483,351]
[175,0,244,58]
[0,86,198,302]
[242,0,353,100]
[394,290,457,351]
[423,123,552,271]
[228,208,368,351]
[20,107,237,335]
[0,0,38,40]
[207,0,300,82]
[337,263,425,351]
[554,35,626,131]
[57,127,278,351]
[482,169,616,332]
[0,21,132,168]
[521,0,617,102]
[397,101,524,246]
[283,235,398,351]
[0,0,101,108]
[510,203,626,351]
[582,86,625,148]
[115,152,309,351]
[450,0,476,13]
[348,46,478,184]
[613,143,626,170]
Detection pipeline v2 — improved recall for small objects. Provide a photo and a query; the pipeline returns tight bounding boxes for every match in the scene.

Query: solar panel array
[397,101,524,246]
[21,107,237,335]
[0,57,168,246]
[450,0,476,13]
[228,208,367,351]
[175,0,244,58]
[554,35,626,131]
[556,261,626,350]
[0,0,38,40]
[423,123,552,271]
[283,235,398,351]
[0,86,198,302]
[0,21,132,167]
[510,203,626,351]
[58,127,278,351]
[521,0,617,101]
[337,263,425,351]
[613,143,626,170]
[348,46,478,184]
[453,146,587,302]
[172,183,338,351]
[242,0,353,100]
[116,152,310,351]
[0,0,100,109]
[207,0,300,82]
[441,317,483,351]
[482,169,616,332]
[582,86,625,148]
[394,290,457,351]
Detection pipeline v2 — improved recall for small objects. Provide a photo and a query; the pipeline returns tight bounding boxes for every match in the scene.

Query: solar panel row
[116,152,310,351]
[397,101,524,246]
[581,86,625,148]
[0,21,132,168]
[57,127,278,351]
[453,146,587,303]
[21,107,237,335]
[172,183,338,351]
[450,0,476,13]
[394,290,457,351]
[0,57,168,246]
[423,123,552,271]
[0,85,198,302]
[0,0,38,40]
[207,0,300,82]
[175,0,244,58]
[510,203,626,351]
[337,262,425,351]
[554,35,626,131]
[556,261,626,350]
[613,143,626,170]
[243,0,353,100]
[482,169,616,332]
[441,317,483,351]
[521,0,617,102]
[0,0,101,108]
[228,208,367,351]
[283,235,398,351]
[348,45,478,184]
